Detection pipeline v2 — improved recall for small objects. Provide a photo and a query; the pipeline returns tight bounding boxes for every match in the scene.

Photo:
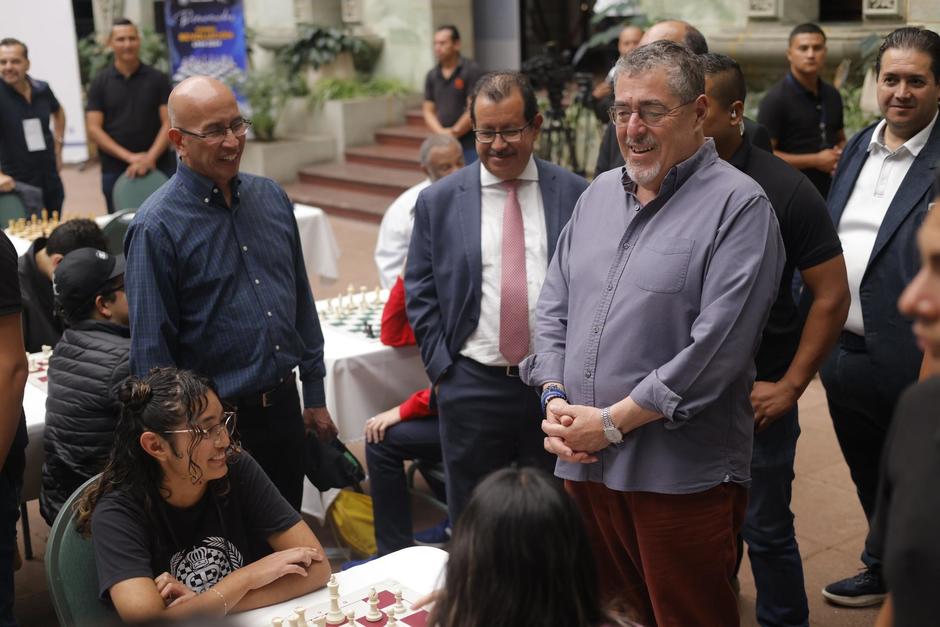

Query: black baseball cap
[53,247,126,320]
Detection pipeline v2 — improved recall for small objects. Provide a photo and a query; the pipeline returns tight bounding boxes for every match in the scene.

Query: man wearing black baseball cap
[41,247,130,524]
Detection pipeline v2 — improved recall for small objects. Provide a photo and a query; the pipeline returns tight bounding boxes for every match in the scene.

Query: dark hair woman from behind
[75,367,331,622]
[427,467,639,627]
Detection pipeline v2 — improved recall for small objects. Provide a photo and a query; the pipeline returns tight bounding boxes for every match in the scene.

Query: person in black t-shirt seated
[422,467,640,627]
[18,218,106,353]
[75,368,331,622]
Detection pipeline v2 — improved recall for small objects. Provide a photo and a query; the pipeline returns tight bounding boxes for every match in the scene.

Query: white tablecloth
[5,203,340,282]
[229,546,447,626]
[20,321,430,524]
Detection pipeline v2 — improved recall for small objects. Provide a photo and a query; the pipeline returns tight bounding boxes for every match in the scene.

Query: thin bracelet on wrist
[209,586,228,615]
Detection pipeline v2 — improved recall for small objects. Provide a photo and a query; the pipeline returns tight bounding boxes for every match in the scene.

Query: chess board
[268,579,429,626]
[321,288,389,340]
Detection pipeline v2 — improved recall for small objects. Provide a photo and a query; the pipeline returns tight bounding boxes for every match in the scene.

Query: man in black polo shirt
[0,37,65,214]
[758,23,845,198]
[703,53,850,627]
[423,25,483,164]
[86,18,174,214]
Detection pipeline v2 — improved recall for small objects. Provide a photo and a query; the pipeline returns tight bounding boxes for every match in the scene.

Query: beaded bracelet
[540,387,568,416]
[210,587,228,615]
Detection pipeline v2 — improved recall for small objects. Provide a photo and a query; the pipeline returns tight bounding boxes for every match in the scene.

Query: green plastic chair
[101,209,136,256]
[0,193,27,224]
[44,474,120,627]
[111,170,168,211]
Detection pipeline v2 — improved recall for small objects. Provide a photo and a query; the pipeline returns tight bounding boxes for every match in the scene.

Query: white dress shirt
[374,179,432,288]
[460,157,547,366]
[839,111,937,335]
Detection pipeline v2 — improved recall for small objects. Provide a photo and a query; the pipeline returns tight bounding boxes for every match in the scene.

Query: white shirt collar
[480,155,539,187]
[867,110,938,157]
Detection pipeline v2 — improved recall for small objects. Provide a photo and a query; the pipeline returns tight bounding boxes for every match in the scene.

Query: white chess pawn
[393,588,406,614]
[294,606,307,623]
[365,587,382,622]
[345,607,356,623]
[313,614,327,627]
[386,607,398,626]
[270,618,284,627]
[286,613,300,627]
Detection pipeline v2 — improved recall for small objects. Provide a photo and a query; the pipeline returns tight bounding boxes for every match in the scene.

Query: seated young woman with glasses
[75,367,331,622]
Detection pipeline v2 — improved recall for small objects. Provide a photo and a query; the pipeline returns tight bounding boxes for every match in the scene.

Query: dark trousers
[365,417,445,556]
[568,480,747,627]
[101,153,176,214]
[233,381,306,511]
[22,168,63,215]
[743,407,808,627]
[436,356,553,522]
[0,459,23,626]
[820,334,899,569]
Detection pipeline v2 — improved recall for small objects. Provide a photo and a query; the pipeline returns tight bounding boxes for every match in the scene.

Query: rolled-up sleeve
[630,195,784,423]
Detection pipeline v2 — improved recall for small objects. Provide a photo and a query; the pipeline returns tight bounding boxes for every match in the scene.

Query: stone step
[283,182,392,223]
[345,144,422,171]
[297,161,426,198]
[406,108,426,127]
[374,125,432,148]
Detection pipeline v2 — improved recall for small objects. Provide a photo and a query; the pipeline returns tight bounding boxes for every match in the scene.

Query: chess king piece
[326,574,346,625]
[365,587,382,622]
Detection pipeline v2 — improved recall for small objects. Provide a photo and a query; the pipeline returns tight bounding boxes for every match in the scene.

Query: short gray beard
[625,160,662,186]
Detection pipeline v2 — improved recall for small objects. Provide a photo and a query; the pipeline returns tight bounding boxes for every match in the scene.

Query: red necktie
[499,180,530,364]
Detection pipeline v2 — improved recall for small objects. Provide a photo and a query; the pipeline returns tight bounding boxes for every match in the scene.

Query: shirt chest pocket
[631,236,694,294]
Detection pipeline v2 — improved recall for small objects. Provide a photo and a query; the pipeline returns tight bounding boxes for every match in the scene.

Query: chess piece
[286,613,300,627]
[270,618,284,627]
[345,607,356,623]
[359,285,368,309]
[365,587,382,622]
[386,608,398,626]
[294,606,307,623]
[41,345,52,359]
[325,574,346,625]
[313,614,327,627]
[51,210,59,223]
[374,285,382,304]
[393,588,406,614]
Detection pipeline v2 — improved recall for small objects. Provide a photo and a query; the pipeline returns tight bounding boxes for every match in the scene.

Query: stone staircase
[285,109,431,223]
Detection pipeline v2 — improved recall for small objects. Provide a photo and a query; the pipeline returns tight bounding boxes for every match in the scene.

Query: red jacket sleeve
[398,388,435,420]
[380,276,416,347]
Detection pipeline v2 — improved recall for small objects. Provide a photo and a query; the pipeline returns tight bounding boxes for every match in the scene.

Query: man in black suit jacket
[819,27,940,608]
[406,71,588,521]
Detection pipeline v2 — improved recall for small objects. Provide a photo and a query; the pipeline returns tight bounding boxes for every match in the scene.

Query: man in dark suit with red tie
[405,71,588,521]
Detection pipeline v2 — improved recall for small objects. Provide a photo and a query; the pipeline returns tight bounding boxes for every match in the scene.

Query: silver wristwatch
[601,406,622,444]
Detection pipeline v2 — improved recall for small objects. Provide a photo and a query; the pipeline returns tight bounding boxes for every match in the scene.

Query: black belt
[225,374,295,409]
[839,331,866,352]
[462,357,520,378]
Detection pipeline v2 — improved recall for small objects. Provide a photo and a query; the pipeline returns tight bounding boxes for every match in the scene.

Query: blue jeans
[743,407,809,627]
[365,417,445,556]
[0,466,22,626]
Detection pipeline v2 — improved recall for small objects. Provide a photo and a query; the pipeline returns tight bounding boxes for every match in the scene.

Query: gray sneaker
[821,568,886,607]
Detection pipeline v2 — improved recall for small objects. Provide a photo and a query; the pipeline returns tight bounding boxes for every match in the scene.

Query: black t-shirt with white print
[91,452,300,600]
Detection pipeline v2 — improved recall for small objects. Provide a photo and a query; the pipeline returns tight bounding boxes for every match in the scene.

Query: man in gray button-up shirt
[521,41,784,626]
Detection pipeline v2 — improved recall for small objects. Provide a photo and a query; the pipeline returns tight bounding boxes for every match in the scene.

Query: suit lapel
[535,159,560,250]
[829,126,875,226]
[457,165,483,298]
[869,119,940,265]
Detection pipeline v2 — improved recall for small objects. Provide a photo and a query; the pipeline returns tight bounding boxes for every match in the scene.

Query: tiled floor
[14,163,880,625]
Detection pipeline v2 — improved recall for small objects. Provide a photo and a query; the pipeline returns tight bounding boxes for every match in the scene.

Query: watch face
[604,427,623,444]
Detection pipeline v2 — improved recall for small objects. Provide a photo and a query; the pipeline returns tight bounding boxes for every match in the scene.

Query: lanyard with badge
[22,118,46,152]
[786,73,829,149]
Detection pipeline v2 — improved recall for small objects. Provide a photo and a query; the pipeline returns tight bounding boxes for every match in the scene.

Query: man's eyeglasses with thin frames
[175,119,252,144]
